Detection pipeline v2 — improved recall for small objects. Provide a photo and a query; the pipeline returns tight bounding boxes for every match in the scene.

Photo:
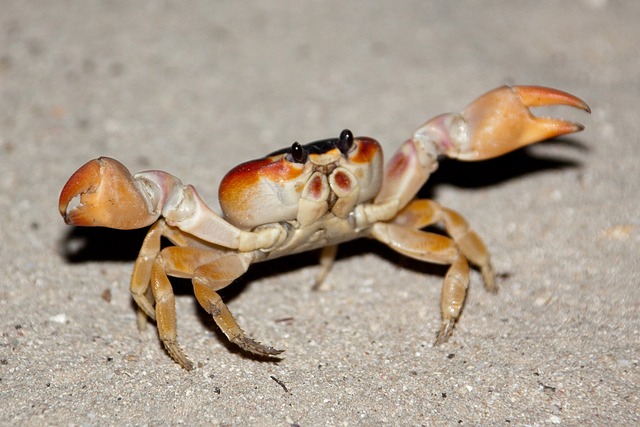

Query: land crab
[59,85,589,370]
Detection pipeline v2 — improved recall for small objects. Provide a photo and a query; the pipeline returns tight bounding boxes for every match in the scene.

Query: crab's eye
[290,142,308,163]
[337,129,354,155]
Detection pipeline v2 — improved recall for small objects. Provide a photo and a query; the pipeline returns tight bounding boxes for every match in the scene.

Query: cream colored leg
[192,254,284,357]
[150,252,194,370]
[147,245,227,370]
[392,199,496,292]
[131,220,226,330]
[150,245,282,368]
[370,222,470,344]
[130,220,166,323]
[312,244,338,291]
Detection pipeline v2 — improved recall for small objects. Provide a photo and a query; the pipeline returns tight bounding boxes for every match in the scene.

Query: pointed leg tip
[482,272,499,294]
[434,320,455,346]
[269,348,286,356]
[233,336,285,358]
[485,284,499,295]
[164,341,194,371]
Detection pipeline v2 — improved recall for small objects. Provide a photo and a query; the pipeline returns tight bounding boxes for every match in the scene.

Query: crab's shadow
[419,139,586,195]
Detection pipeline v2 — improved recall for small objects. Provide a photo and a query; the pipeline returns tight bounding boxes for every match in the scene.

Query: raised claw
[59,157,161,229]
[417,85,590,161]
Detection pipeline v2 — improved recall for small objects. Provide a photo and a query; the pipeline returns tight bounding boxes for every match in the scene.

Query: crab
[59,85,589,370]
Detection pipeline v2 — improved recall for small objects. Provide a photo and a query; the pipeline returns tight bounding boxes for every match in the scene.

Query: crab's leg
[391,199,495,292]
[130,218,218,329]
[130,220,164,332]
[312,244,338,291]
[131,221,194,331]
[374,86,590,211]
[149,248,204,370]
[130,220,165,323]
[369,222,470,344]
[147,244,282,369]
[191,253,284,358]
[133,225,233,370]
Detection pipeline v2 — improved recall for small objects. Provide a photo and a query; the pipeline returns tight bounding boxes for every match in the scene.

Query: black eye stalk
[290,141,308,163]
[286,129,353,164]
[337,129,354,155]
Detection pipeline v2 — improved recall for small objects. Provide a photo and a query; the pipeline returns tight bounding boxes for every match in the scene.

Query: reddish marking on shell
[351,137,380,163]
[221,157,301,192]
[333,170,352,191]
[220,158,268,201]
[307,174,324,199]
[258,158,304,182]
[219,156,303,211]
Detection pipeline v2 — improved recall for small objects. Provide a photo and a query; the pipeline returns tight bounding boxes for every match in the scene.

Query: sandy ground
[1,1,638,425]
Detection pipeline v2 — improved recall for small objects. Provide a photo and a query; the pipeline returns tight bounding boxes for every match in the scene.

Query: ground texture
[1,1,638,425]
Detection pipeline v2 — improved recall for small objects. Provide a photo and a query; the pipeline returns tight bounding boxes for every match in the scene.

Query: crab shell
[218,133,384,229]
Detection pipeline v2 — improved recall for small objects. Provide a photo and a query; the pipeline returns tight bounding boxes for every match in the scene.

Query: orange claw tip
[58,157,158,230]
[513,85,591,113]
[58,158,103,222]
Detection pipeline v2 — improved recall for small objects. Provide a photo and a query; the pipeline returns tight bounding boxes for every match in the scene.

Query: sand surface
[1,1,638,425]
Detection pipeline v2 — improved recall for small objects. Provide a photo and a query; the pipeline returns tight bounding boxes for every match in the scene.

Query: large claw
[59,157,161,229]
[416,85,590,161]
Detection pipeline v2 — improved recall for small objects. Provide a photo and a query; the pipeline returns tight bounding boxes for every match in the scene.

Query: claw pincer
[59,85,588,370]
[420,85,590,161]
[59,157,161,229]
